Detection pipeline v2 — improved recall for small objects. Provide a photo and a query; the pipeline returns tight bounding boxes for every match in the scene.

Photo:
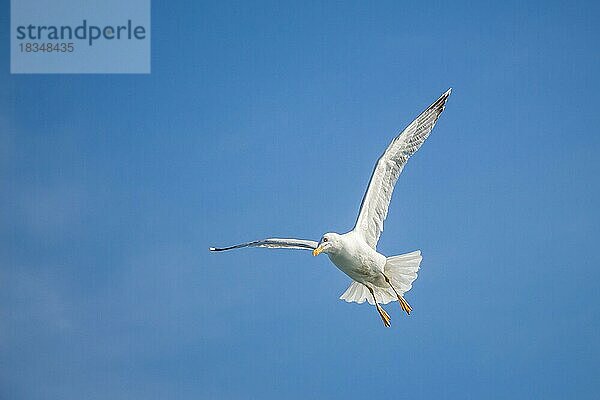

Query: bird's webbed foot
[376,303,391,327]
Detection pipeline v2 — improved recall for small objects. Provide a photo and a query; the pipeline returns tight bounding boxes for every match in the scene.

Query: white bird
[210,89,452,327]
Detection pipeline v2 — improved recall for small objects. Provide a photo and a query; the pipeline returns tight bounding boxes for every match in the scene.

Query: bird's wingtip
[209,247,216,251]
[445,87,452,96]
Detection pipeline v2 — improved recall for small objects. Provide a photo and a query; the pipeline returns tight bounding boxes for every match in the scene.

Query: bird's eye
[323,238,328,242]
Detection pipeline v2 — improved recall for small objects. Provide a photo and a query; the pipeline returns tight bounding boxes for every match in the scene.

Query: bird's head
[313,233,341,256]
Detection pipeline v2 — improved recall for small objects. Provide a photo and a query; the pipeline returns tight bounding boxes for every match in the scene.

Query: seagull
[210,89,451,327]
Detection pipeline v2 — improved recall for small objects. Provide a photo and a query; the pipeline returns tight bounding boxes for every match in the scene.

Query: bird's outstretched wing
[209,238,318,252]
[353,89,452,249]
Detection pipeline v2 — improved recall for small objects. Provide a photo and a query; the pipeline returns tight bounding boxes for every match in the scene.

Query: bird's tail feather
[339,250,422,305]
[384,250,422,294]
[339,281,396,305]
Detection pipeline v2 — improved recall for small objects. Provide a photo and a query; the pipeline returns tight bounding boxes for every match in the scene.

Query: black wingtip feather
[209,246,231,252]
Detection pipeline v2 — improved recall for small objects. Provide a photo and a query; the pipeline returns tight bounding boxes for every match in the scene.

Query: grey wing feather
[353,89,452,249]
[209,238,318,252]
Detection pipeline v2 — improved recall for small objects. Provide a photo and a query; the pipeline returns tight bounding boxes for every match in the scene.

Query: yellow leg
[368,286,391,327]
[377,304,391,327]
[383,274,413,316]
[398,296,412,315]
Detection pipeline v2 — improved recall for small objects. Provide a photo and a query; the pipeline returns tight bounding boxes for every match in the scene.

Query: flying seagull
[210,89,452,327]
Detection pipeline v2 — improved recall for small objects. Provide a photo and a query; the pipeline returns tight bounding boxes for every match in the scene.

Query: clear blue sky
[2,1,599,399]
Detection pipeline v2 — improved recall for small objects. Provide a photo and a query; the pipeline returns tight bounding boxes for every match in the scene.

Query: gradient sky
[1,1,599,399]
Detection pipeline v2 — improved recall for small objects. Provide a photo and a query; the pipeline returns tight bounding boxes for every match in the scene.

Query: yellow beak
[313,245,324,256]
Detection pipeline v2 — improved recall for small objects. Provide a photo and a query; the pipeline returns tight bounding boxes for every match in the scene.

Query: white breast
[328,231,386,284]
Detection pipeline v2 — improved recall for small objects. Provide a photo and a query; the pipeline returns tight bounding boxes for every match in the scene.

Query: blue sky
[1,1,599,398]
